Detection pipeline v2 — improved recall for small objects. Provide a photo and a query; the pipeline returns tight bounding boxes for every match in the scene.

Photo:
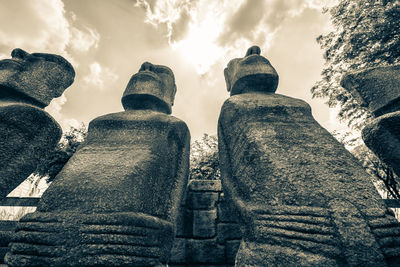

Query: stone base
[233,204,400,266]
[6,211,174,266]
[235,240,338,266]
[235,205,343,266]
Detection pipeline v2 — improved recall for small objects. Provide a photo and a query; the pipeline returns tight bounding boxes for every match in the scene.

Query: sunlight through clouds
[169,1,235,74]
[0,0,339,141]
[136,0,244,74]
[136,0,334,76]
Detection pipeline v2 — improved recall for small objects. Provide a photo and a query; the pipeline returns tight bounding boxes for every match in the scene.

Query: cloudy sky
[0,0,342,141]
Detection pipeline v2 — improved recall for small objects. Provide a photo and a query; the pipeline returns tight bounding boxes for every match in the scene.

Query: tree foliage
[34,123,87,182]
[190,134,220,180]
[334,130,400,199]
[312,0,400,129]
[313,0,400,198]
[354,146,400,199]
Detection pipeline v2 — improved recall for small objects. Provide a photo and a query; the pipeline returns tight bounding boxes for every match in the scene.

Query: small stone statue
[218,46,400,266]
[0,48,75,198]
[6,62,190,266]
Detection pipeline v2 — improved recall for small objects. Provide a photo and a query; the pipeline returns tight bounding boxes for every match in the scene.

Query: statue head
[224,45,279,96]
[122,62,177,114]
[341,64,400,117]
[0,48,75,107]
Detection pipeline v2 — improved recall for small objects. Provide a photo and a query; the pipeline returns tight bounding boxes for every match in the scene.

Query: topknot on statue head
[122,62,177,114]
[0,48,75,108]
[224,45,279,96]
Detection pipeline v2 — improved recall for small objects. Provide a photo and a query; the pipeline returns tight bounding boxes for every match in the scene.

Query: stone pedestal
[6,62,190,266]
[218,47,400,266]
[0,48,74,198]
[342,64,400,177]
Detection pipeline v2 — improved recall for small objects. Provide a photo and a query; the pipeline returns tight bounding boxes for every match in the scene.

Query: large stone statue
[6,62,190,266]
[0,48,75,198]
[341,64,400,177]
[218,46,400,266]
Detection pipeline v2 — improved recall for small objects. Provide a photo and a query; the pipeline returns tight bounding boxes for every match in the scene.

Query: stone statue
[218,46,400,266]
[6,62,190,266]
[0,48,75,198]
[341,64,400,178]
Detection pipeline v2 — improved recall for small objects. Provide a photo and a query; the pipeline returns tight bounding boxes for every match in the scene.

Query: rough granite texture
[0,48,75,107]
[6,63,190,266]
[341,64,400,117]
[342,64,400,179]
[362,111,400,177]
[1,180,242,266]
[0,102,61,199]
[0,48,74,199]
[218,46,400,266]
[6,110,190,267]
[224,46,278,96]
[0,221,17,264]
[218,92,400,266]
[122,62,176,114]
[170,180,241,267]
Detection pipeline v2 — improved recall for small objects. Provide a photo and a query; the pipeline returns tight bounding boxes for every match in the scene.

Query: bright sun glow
[171,16,224,75]
[139,0,247,75]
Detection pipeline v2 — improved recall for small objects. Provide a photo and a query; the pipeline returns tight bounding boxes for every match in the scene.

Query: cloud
[70,26,100,52]
[170,8,191,42]
[136,0,198,43]
[83,62,118,90]
[0,0,70,54]
[0,0,99,58]
[136,0,335,76]
[0,0,102,132]
[217,0,267,46]
[44,93,79,131]
[136,0,336,75]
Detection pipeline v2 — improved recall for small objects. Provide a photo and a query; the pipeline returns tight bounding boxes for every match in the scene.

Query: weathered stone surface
[6,62,190,266]
[341,62,400,193]
[225,239,241,265]
[218,46,400,266]
[0,103,62,198]
[362,111,400,177]
[122,62,176,114]
[224,45,278,96]
[341,64,400,116]
[217,223,241,244]
[0,48,75,108]
[217,193,240,223]
[169,237,186,264]
[176,207,193,237]
[0,230,14,247]
[186,238,225,264]
[193,209,217,238]
[0,48,73,199]
[187,191,219,210]
[188,179,222,192]
[172,236,233,265]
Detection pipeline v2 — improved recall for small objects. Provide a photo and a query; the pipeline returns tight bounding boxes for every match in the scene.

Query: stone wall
[170,179,242,266]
